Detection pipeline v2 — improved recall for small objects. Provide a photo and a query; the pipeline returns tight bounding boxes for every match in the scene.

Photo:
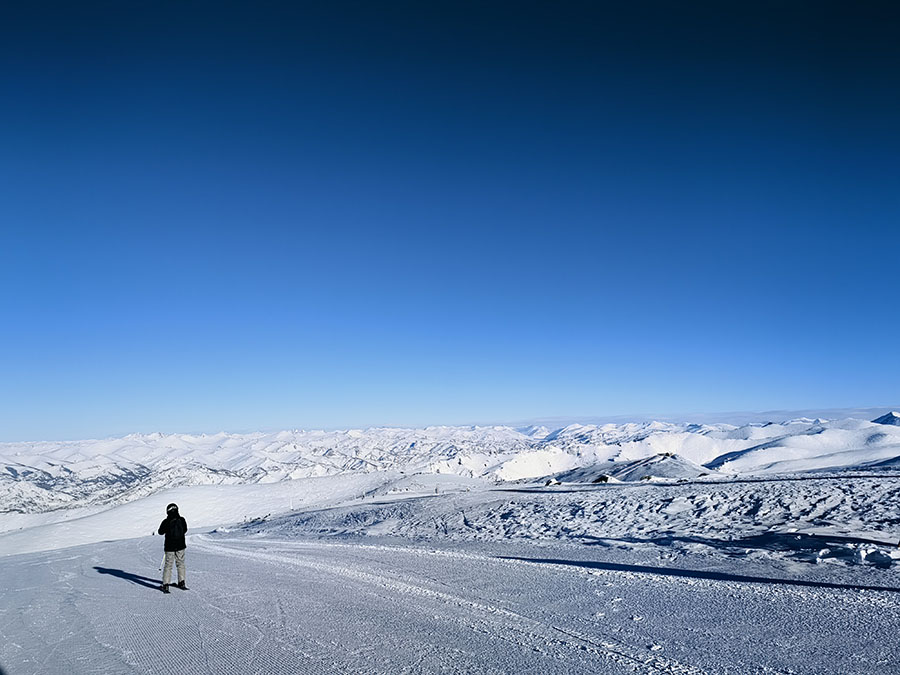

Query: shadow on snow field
[93,566,161,590]
[574,531,899,568]
[498,556,900,593]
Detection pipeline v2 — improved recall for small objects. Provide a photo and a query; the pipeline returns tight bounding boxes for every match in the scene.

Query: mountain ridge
[4,415,900,516]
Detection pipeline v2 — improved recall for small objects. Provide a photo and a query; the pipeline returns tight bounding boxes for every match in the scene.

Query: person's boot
[161,584,170,594]
[177,580,188,590]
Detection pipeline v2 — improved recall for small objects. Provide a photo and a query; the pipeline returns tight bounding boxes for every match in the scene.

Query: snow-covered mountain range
[4,414,900,517]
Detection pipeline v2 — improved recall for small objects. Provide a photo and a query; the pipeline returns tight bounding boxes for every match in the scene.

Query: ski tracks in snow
[193,535,900,674]
[3,534,899,673]
[193,536,708,674]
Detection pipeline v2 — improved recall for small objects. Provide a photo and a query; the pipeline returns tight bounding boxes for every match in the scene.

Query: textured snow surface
[236,475,900,569]
[1,531,899,674]
[3,470,900,672]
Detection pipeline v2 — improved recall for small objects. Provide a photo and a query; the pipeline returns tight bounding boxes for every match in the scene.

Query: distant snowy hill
[3,415,900,521]
[872,411,900,426]
[556,453,720,483]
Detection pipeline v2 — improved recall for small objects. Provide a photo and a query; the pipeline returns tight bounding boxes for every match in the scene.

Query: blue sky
[1,2,898,440]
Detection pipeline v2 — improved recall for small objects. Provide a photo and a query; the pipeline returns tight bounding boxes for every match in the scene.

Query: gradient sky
[1,1,898,441]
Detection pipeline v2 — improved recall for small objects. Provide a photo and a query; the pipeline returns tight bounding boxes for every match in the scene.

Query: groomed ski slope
[2,531,899,674]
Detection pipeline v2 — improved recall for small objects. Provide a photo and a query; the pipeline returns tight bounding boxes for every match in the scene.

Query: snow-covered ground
[3,413,900,673]
[242,474,900,566]
[2,526,899,673]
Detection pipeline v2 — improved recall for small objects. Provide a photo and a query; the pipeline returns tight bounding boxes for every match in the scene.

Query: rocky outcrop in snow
[872,412,900,426]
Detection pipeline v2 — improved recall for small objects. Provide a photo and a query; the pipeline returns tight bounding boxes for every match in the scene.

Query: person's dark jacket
[158,511,188,552]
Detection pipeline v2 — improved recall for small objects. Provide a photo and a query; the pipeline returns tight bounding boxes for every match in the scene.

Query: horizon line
[3,405,898,445]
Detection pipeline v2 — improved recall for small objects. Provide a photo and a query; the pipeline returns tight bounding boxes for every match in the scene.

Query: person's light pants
[163,549,186,585]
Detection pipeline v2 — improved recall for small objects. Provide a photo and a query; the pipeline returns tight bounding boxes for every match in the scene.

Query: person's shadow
[94,566,160,590]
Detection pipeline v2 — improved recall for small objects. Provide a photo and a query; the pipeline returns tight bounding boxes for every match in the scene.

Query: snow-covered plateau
[2,414,900,673]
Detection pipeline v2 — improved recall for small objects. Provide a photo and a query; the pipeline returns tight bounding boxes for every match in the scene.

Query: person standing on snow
[158,503,188,593]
